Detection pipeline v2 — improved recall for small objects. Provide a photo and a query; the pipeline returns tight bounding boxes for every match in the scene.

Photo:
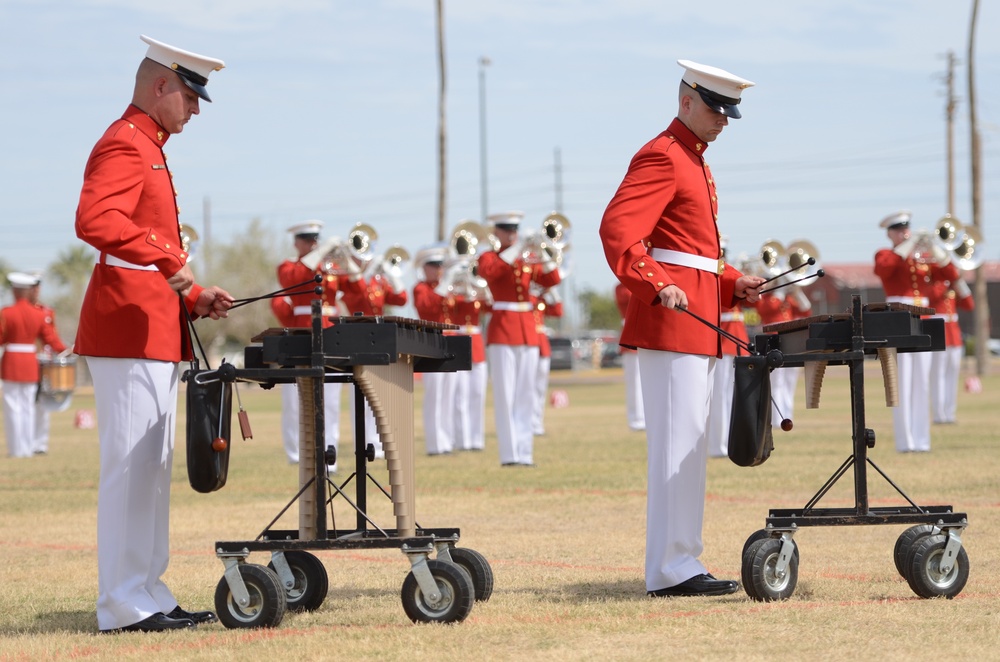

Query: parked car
[549,336,575,370]
[600,342,623,368]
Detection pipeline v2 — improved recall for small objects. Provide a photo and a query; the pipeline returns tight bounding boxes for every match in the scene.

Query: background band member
[753,284,811,428]
[874,210,960,452]
[276,221,343,467]
[599,59,762,598]
[75,35,232,633]
[2,272,66,458]
[30,275,69,455]
[479,211,561,467]
[928,277,974,424]
[413,243,453,455]
[448,290,489,451]
[707,301,749,458]
[615,282,645,432]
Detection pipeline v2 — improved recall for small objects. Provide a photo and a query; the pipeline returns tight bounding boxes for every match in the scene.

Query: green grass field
[1,360,998,661]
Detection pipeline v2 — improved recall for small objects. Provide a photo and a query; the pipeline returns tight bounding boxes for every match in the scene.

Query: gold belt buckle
[717,258,726,276]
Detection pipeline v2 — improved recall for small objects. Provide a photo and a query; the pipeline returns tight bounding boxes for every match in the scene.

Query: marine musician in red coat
[874,211,960,452]
[412,243,453,455]
[1,273,65,458]
[599,60,762,599]
[75,35,232,633]
[478,211,561,467]
[615,282,645,431]
[928,275,974,425]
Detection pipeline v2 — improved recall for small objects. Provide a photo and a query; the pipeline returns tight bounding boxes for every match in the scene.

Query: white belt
[720,312,744,323]
[101,254,158,271]
[929,313,959,323]
[492,301,532,312]
[293,305,337,316]
[887,295,930,307]
[463,325,481,335]
[650,248,724,275]
[4,344,36,353]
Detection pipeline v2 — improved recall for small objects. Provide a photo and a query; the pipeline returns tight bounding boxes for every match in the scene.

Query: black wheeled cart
[185,303,491,627]
[738,295,970,601]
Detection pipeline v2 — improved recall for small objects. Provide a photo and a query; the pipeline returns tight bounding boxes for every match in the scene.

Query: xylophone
[192,303,490,627]
[737,295,970,602]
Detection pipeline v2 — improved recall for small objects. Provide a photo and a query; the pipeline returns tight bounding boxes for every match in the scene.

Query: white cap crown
[140,35,224,102]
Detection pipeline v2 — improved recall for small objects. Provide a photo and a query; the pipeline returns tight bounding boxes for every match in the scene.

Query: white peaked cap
[678,59,754,119]
[288,220,324,237]
[879,210,912,229]
[7,272,40,288]
[486,211,525,228]
[414,242,449,269]
[140,35,225,102]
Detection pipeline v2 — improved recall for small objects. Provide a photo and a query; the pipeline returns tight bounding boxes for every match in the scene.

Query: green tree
[578,287,621,331]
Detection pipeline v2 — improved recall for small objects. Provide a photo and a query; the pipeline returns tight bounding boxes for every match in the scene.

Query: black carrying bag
[728,355,774,467]
[184,369,233,493]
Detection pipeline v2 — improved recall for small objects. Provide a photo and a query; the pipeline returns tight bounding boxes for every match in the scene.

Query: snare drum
[39,356,77,396]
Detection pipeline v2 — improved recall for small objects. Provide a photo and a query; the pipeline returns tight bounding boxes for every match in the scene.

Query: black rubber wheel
[214,563,287,629]
[268,551,329,612]
[401,559,475,623]
[893,525,936,578]
[448,547,494,602]
[906,533,969,599]
[742,538,798,602]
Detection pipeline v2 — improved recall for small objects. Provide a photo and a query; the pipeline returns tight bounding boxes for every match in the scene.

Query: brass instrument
[935,214,965,250]
[437,220,494,302]
[786,239,822,283]
[953,226,985,271]
[348,222,378,264]
[180,224,199,256]
[520,212,572,266]
[451,220,499,257]
[370,245,410,291]
[759,239,786,278]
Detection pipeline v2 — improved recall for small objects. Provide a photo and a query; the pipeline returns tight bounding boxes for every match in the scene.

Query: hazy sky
[1,0,997,307]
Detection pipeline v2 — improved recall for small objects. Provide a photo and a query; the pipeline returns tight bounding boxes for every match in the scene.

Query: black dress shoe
[166,605,218,624]
[647,573,740,598]
[101,613,196,633]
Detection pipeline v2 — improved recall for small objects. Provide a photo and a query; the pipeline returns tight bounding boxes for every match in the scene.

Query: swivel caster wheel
[447,548,494,602]
[742,538,798,602]
[214,563,287,629]
[401,559,474,623]
[906,534,969,599]
[742,529,799,565]
[268,550,329,612]
[893,524,935,578]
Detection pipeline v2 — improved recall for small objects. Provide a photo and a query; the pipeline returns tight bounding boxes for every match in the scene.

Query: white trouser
[893,351,932,452]
[422,372,453,454]
[638,348,715,592]
[929,346,963,424]
[707,354,735,458]
[622,351,645,431]
[532,355,552,435]
[349,383,381,458]
[451,368,472,450]
[281,381,341,464]
[770,366,799,428]
[34,404,50,454]
[88,357,180,631]
[3,381,36,458]
[455,362,487,450]
[488,344,539,465]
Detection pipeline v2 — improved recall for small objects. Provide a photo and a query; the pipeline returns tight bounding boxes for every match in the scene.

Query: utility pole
[435,0,447,241]
[202,195,212,277]
[553,146,564,213]
[944,51,957,215]
[967,0,989,376]
[478,56,491,222]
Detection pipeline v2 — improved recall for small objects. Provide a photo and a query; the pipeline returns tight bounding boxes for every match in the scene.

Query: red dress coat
[874,250,959,305]
[1,300,65,382]
[413,281,448,324]
[614,282,637,355]
[75,105,204,362]
[929,280,974,348]
[450,297,486,364]
[719,304,749,357]
[599,118,742,358]
[276,260,337,328]
[340,274,408,316]
[477,251,561,347]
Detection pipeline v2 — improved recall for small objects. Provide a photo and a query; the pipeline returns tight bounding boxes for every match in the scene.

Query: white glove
[931,242,950,267]
[892,234,919,259]
[954,278,972,299]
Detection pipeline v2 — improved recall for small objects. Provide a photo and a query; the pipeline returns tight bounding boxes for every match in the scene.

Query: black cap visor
[494,223,520,232]
[172,63,212,102]
[685,81,741,119]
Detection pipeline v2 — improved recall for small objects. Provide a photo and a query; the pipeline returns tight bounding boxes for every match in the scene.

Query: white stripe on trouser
[88,357,179,631]
[893,352,932,452]
[623,351,645,431]
[707,353,735,457]
[769,366,799,428]
[349,384,381,457]
[488,344,539,464]
[281,381,341,465]
[638,348,714,592]
[930,345,963,424]
[3,381,37,458]
[532,355,552,435]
